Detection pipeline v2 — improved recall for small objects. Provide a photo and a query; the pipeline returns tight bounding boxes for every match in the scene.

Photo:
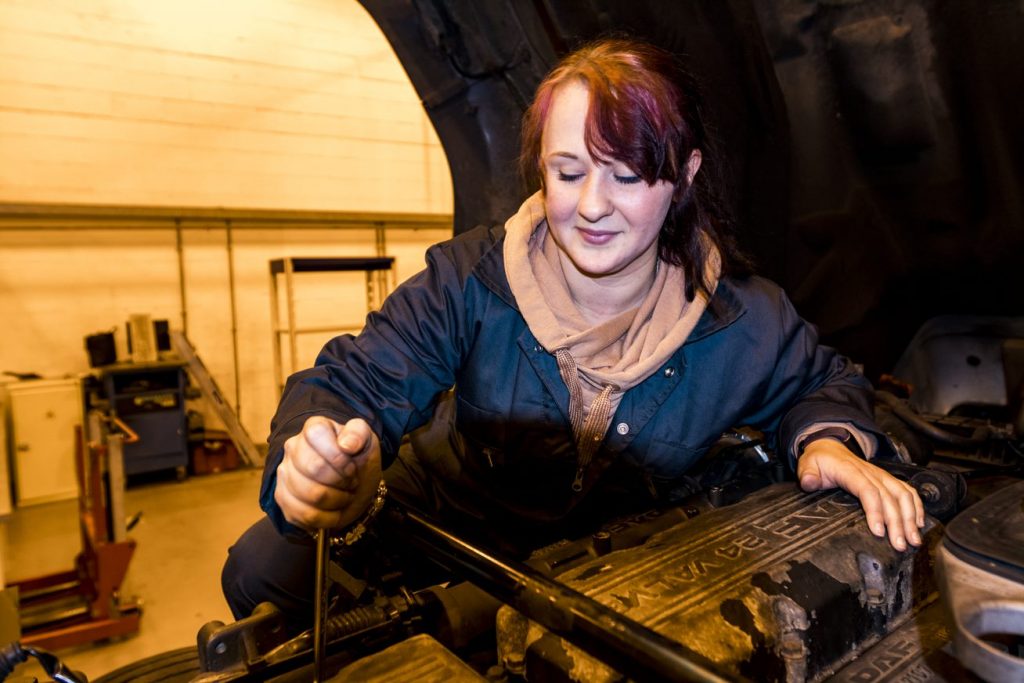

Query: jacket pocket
[455,394,507,469]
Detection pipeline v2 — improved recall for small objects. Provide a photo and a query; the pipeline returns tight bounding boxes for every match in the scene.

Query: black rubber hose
[876,390,988,447]
[0,643,28,680]
[326,604,390,638]
[0,642,88,683]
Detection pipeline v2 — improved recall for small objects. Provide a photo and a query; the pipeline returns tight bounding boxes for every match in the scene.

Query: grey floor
[2,467,265,680]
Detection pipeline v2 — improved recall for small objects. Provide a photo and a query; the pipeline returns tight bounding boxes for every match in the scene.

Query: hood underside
[358,0,1024,380]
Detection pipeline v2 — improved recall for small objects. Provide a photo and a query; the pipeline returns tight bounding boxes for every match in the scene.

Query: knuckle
[291,509,316,529]
[863,486,883,506]
[310,485,338,509]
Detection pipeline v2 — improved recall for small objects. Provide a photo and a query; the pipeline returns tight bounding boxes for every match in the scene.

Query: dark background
[358,0,1023,383]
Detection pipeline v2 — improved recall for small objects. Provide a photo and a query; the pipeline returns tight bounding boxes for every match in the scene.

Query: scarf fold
[503,192,720,491]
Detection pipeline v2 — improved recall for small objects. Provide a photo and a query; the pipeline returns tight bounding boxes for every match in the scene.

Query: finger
[796,451,824,491]
[285,432,357,489]
[276,460,347,507]
[912,484,926,528]
[824,457,908,550]
[849,479,888,540]
[878,487,908,551]
[274,476,343,530]
[319,418,374,485]
[303,416,343,458]
[890,480,923,546]
[869,469,926,550]
[287,473,355,511]
[844,465,905,551]
[338,418,373,456]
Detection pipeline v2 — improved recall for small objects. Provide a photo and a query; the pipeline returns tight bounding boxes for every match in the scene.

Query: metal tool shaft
[312,528,330,682]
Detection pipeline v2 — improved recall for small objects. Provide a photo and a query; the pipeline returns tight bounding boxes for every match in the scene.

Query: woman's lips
[577,227,617,245]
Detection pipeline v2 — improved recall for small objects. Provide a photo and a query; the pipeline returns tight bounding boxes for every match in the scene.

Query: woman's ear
[672,149,703,201]
[684,149,703,187]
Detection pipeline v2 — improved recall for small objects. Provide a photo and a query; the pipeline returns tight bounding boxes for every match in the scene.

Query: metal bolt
[592,530,611,555]
[919,482,941,503]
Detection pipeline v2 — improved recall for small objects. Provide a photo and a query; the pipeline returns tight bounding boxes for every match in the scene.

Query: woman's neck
[558,250,658,325]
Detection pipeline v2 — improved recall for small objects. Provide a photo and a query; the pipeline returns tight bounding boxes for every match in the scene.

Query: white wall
[0,0,451,212]
[0,0,455,452]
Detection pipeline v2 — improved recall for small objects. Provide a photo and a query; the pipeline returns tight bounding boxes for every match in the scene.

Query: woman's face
[541,81,677,281]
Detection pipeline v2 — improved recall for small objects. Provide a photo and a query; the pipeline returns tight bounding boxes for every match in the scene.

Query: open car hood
[357,0,1024,381]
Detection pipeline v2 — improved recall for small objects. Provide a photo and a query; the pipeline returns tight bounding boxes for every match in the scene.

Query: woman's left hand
[797,439,925,551]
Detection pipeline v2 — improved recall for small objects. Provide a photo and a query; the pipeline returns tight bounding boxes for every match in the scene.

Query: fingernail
[895,539,906,551]
[910,531,921,545]
[339,436,359,451]
[872,522,885,536]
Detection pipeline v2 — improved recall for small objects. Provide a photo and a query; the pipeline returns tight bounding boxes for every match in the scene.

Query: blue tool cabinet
[100,361,189,478]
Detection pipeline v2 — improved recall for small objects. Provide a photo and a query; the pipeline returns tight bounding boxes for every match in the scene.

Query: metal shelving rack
[269,256,396,396]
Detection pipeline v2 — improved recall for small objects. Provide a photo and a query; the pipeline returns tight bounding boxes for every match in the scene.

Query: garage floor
[2,466,265,680]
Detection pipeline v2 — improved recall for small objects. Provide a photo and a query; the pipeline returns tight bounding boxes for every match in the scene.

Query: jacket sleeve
[749,286,887,469]
[258,240,474,532]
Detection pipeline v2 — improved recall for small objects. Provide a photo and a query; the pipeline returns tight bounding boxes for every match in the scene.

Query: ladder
[170,330,262,467]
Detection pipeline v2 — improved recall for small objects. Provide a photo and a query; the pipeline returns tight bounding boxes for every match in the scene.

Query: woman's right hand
[273,416,382,531]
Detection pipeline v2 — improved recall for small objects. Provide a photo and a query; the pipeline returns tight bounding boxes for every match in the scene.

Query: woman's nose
[577,175,613,223]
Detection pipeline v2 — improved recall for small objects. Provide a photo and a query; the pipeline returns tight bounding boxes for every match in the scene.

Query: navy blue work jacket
[260,226,882,532]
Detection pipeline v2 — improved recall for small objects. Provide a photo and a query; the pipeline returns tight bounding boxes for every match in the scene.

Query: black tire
[92,647,200,683]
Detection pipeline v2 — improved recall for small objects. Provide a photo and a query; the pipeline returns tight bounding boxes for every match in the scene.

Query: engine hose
[326,604,390,639]
[876,390,987,447]
[0,642,88,683]
[265,602,399,665]
[0,642,25,680]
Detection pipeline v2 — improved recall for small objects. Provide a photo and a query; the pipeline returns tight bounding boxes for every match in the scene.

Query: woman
[224,38,923,628]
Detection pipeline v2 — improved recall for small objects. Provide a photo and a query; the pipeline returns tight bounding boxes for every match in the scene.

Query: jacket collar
[687,277,747,343]
[471,227,519,309]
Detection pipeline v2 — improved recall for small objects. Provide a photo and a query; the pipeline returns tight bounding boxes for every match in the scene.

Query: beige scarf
[503,192,719,490]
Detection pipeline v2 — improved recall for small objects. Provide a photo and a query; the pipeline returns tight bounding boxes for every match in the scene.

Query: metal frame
[269,256,396,397]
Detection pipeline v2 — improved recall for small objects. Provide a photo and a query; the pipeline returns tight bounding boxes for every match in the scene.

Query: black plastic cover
[327,633,485,682]
[944,480,1024,584]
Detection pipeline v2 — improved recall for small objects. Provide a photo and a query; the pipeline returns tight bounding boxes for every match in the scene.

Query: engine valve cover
[498,484,939,682]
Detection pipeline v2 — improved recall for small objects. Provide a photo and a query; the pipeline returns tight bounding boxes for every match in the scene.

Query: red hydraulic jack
[12,414,142,650]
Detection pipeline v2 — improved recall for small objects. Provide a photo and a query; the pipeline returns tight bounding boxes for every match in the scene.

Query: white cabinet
[6,378,83,506]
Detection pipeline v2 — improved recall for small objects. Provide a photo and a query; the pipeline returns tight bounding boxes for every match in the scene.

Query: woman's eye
[615,174,642,185]
[557,171,584,182]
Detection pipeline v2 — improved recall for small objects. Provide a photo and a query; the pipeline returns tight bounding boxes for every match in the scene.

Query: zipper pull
[643,473,661,501]
[572,466,585,492]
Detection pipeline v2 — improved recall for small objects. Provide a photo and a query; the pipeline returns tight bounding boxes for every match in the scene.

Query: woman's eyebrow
[546,151,580,161]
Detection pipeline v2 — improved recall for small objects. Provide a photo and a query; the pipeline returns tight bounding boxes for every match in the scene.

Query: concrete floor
[2,467,265,681]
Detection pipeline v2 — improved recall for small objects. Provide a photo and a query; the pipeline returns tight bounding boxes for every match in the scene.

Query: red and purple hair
[520,38,749,298]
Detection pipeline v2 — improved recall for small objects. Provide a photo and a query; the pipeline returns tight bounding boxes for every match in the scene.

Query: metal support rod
[285,258,298,380]
[385,508,736,683]
[175,218,188,336]
[312,529,330,682]
[225,220,242,416]
[269,265,283,398]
